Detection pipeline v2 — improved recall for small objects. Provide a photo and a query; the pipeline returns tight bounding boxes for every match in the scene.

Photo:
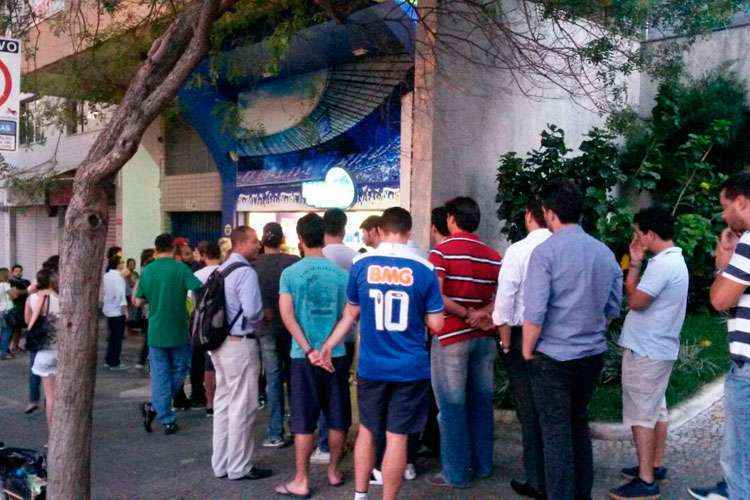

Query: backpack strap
[220,262,251,330]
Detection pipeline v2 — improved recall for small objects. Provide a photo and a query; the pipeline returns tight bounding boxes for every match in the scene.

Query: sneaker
[510,479,546,499]
[404,463,417,481]
[369,468,383,486]
[107,364,128,371]
[621,465,668,482]
[164,423,179,435]
[141,402,156,433]
[426,473,469,489]
[688,481,728,500]
[609,478,660,499]
[206,408,214,418]
[134,363,144,369]
[310,447,330,464]
[258,395,267,410]
[262,438,286,448]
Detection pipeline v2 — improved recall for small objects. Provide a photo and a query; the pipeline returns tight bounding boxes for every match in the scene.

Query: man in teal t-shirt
[276,213,349,498]
[134,233,203,434]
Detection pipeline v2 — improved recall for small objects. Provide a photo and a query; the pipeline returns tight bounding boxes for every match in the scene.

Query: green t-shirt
[135,257,203,348]
[279,256,348,359]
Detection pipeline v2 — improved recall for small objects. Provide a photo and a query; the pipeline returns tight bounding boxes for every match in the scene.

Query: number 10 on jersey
[369,289,409,332]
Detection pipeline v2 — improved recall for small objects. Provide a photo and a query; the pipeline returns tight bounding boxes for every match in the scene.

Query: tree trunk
[43,1,239,497]
[49,182,110,498]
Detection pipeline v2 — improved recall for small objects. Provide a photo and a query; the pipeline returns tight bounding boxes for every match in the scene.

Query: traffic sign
[0,37,20,152]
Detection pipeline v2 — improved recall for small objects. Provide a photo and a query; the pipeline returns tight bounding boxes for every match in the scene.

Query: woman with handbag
[25,269,60,429]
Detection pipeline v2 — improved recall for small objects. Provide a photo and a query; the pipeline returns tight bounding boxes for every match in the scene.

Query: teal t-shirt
[279,256,348,359]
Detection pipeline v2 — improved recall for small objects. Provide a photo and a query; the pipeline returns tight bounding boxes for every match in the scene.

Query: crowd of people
[2,174,750,500]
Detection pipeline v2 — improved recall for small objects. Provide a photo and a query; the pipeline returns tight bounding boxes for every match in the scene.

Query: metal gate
[169,211,222,246]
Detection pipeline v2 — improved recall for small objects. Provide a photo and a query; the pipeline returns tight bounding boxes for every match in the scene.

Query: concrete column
[409,0,439,249]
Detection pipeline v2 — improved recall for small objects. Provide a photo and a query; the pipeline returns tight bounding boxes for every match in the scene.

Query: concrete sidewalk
[0,332,724,499]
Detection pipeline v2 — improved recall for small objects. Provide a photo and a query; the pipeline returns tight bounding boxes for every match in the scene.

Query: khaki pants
[210,336,260,479]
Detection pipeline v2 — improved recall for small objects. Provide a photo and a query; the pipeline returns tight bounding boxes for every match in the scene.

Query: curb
[493,376,725,442]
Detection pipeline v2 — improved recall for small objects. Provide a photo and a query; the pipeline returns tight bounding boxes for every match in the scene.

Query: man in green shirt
[134,233,202,434]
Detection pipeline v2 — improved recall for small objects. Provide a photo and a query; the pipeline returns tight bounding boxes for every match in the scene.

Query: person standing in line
[102,256,128,370]
[0,268,14,360]
[318,206,444,500]
[608,206,689,500]
[702,172,750,500]
[192,241,223,417]
[523,180,623,500]
[492,199,551,499]
[8,264,30,355]
[210,226,273,481]
[316,208,358,464]
[427,196,502,489]
[360,216,382,250]
[134,249,155,371]
[415,206,452,461]
[252,222,300,448]
[134,233,203,435]
[274,213,350,497]
[26,269,60,431]
[9,265,38,414]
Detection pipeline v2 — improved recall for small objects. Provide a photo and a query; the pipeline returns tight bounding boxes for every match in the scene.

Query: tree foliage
[496,69,749,309]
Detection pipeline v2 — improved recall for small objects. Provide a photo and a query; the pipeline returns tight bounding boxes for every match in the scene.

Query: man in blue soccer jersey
[319,207,445,500]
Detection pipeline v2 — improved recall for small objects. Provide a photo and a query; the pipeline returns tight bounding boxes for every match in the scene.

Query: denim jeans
[105,315,126,368]
[431,336,497,487]
[28,350,41,403]
[721,360,750,499]
[149,344,192,425]
[529,352,604,500]
[501,327,545,492]
[0,314,11,354]
[260,333,284,441]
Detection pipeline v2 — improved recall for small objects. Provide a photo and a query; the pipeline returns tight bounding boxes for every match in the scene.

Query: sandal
[275,484,312,498]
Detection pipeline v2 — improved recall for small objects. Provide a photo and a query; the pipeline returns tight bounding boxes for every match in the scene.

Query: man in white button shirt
[492,199,551,499]
[103,256,128,369]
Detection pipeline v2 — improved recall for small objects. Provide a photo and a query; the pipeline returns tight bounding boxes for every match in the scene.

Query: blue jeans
[29,350,41,403]
[0,314,11,354]
[431,336,497,487]
[149,344,192,425]
[721,360,750,499]
[260,334,284,440]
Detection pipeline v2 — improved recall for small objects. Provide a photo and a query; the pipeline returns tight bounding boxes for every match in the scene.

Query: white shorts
[32,349,58,377]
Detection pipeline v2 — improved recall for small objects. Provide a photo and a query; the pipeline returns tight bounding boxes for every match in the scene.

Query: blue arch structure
[177,0,417,227]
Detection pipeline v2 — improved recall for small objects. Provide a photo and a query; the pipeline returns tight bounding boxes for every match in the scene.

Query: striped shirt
[429,231,502,345]
[722,230,750,364]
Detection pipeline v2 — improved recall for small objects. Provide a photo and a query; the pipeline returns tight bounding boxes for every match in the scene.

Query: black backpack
[191,262,249,352]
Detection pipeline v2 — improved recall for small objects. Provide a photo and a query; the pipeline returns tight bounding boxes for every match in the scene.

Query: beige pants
[210,336,260,479]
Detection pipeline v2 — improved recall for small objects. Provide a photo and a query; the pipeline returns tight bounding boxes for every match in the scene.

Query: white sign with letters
[0,38,20,152]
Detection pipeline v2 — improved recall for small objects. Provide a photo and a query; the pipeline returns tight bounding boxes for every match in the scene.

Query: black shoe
[231,467,273,480]
[164,423,179,435]
[621,465,668,482]
[609,478,660,499]
[141,402,156,433]
[510,479,546,499]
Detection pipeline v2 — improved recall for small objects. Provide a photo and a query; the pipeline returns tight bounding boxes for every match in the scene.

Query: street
[0,331,724,499]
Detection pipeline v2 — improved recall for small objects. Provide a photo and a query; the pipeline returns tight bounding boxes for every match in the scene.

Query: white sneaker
[404,463,417,480]
[310,447,330,464]
[369,468,383,485]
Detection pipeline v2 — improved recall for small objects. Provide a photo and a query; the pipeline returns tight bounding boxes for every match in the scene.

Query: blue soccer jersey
[347,242,444,382]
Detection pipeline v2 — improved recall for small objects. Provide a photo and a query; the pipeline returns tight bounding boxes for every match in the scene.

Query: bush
[496,69,749,310]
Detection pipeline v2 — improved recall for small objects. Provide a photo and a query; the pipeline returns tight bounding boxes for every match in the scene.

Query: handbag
[25,295,52,352]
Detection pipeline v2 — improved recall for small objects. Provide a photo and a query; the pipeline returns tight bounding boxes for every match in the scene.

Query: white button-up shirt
[102,269,127,318]
[492,228,552,327]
